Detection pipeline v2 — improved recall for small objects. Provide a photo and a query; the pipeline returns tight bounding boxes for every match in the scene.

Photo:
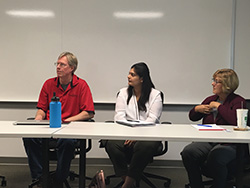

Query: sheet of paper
[192,124,225,131]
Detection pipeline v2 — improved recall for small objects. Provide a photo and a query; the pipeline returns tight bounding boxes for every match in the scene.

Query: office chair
[241,99,250,188]
[68,139,92,182]
[27,118,93,188]
[0,176,6,187]
[103,121,171,188]
[135,121,172,188]
[138,92,171,187]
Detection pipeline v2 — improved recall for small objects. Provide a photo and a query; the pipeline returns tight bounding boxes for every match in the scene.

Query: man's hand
[35,109,46,120]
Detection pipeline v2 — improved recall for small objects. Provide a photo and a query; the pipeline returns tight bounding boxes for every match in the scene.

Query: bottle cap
[51,92,60,102]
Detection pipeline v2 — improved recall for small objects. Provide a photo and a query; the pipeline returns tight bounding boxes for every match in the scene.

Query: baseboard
[0,157,184,168]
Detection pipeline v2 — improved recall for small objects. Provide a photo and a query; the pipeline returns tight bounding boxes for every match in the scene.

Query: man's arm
[64,111,94,122]
[35,109,46,120]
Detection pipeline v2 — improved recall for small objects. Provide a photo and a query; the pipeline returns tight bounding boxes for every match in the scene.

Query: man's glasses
[54,62,67,67]
[212,78,222,84]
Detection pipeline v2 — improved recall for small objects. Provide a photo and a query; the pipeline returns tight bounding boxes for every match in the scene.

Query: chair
[0,176,6,187]
[104,121,171,188]
[68,139,92,182]
[241,99,250,188]
[27,118,94,188]
[246,99,250,126]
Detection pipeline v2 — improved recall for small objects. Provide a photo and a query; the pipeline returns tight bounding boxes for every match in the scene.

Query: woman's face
[212,76,223,95]
[127,68,143,88]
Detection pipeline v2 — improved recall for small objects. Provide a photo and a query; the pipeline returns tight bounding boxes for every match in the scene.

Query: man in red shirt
[23,52,95,188]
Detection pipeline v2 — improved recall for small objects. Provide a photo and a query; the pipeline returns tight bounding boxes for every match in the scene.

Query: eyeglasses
[212,78,222,84]
[54,62,67,67]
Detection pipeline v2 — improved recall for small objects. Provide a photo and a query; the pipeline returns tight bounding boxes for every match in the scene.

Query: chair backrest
[244,100,250,167]
[246,99,250,126]
[151,91,167,157]
[48,118,94,159]
[160,91,164,104]
[74,119,95,155]
[153,122,171,157]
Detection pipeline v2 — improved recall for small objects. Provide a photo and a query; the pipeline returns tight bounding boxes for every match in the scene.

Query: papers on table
[116,120,155,127]
[192,124,225,131]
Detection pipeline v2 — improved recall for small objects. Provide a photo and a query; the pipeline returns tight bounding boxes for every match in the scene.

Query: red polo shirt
[37,74,95,121]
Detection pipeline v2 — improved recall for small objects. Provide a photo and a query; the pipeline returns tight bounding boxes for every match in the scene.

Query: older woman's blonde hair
[213,68,239,94]
[58,52,78,74]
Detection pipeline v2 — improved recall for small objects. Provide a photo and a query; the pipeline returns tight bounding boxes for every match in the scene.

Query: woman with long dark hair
[104,62,163,188]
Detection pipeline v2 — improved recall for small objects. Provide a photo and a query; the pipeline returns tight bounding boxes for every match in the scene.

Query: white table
[0,121,62,188]
[0,121,249,188]
[0,121,59,138]
[53,122,250,142]
[53,122,250,188]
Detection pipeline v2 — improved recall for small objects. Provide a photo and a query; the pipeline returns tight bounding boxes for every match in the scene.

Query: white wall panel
[0,0,233,104]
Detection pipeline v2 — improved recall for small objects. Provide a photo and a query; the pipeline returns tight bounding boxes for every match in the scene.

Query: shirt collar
[55,74,79,89]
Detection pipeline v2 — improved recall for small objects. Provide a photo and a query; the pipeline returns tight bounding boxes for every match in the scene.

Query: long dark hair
[127,62,155,111]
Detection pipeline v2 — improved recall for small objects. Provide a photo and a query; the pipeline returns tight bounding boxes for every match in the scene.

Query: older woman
[104,62,162,188]
[181,69,246,188]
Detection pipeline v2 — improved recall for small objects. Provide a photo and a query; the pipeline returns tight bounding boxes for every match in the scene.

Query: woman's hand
[209,101,221,110]
[124,140,136,147]
[194,105,211,114]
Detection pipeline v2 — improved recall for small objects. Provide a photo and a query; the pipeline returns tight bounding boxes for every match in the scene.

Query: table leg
[79,139,86,188]
[41,138,50,188]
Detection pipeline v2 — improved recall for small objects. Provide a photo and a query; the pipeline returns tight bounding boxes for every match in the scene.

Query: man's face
[56,56,74,78]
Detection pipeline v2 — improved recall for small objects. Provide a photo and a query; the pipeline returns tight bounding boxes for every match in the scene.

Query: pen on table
[197,124,212,127]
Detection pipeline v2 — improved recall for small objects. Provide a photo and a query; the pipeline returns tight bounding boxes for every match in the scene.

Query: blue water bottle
[50,92,61,128]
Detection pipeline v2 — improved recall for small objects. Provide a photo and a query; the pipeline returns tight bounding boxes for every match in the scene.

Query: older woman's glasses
[54,62,67,67]
[212,78,222,84]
